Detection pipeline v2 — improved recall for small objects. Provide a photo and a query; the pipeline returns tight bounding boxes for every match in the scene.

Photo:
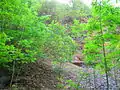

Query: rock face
[72,53,84,67]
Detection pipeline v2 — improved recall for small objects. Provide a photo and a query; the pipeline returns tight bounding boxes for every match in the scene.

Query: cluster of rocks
[63,64,120,90]
[79,68,120,90]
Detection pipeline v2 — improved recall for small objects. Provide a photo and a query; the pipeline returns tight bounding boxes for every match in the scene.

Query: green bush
[0,0,77,68]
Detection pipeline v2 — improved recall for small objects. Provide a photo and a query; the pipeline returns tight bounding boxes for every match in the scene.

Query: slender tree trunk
[96,0,97,3]
[114,68,118,88]
[93,68,96,89]
[116,0,118,3]
[99,1,109,90]
[113,63,118,88]
[10,60,16,89]
[88,67,92,90]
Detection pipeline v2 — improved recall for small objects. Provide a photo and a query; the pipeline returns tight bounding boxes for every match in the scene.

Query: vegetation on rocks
[0,0,120,89]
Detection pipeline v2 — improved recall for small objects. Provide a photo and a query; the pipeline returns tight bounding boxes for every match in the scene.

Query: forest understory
[0,0,120,90]
[1,60,119,90]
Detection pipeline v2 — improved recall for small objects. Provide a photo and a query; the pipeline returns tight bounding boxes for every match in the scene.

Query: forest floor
[62,63,120,90]
[9,59,120,90]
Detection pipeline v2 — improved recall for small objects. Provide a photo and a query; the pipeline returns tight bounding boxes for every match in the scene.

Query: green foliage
[39,0,90,21]
[44,22,77,63]
[0,0,77,68]
[66,79,79,89]
[57,78,80,89]
[71,19,87,37]
[0,0,46,67]
[84,1,120,71]
[0,32,23,67]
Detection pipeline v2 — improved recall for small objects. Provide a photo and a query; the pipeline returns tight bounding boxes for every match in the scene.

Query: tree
[83,1,120,89]
[0,0,77,69]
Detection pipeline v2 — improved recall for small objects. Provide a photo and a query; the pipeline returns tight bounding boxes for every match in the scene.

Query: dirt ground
[5,59,119,90]
[15,60,58,90]
[10,59,82,90]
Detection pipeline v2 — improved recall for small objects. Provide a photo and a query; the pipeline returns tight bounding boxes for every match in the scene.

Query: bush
[0,0,77,68]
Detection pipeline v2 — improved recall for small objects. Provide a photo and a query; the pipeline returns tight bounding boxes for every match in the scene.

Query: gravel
[74,66,120,90]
